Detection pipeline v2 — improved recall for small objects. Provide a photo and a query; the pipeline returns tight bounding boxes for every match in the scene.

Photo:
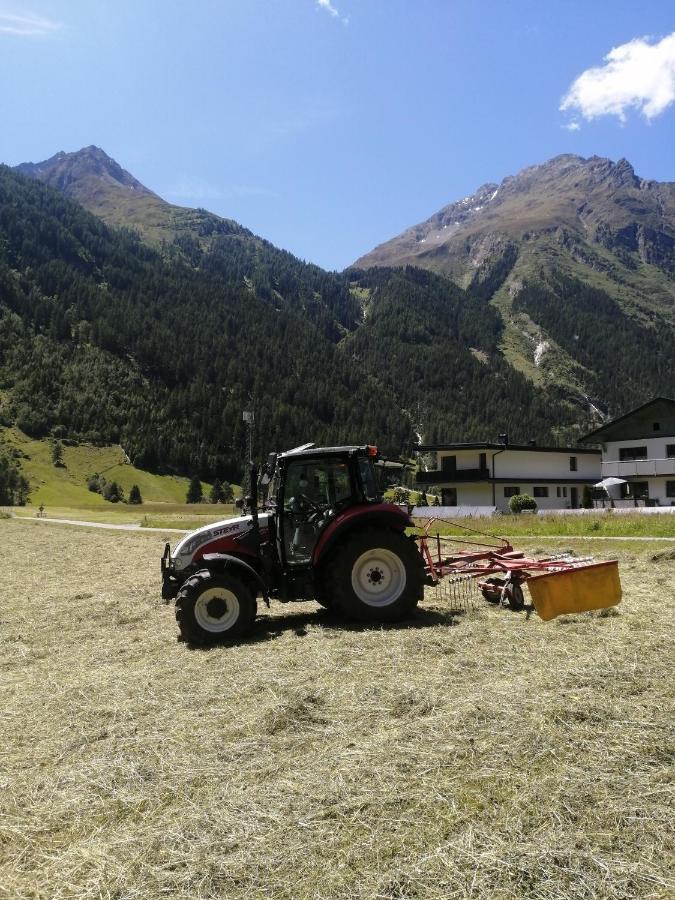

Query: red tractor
[161,444,425,643]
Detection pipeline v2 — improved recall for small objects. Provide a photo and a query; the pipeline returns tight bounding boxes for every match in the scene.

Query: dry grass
[1,522,674,899]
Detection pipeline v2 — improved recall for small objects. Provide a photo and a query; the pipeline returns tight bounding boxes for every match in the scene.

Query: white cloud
[166,177,280,203]
[561,32,675,124]
[316,0,348,25]
[0,9,62,36]
[563,121,581,132]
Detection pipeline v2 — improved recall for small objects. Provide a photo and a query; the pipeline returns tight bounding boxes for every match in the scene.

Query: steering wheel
[285,494,323,515]
[298,494,323,511]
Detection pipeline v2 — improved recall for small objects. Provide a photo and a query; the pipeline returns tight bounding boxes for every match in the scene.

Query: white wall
[437,447,600,480]
[603,437,674,462]
[454,483,493,506]
[492,483,591,512]
[600,440,675,505]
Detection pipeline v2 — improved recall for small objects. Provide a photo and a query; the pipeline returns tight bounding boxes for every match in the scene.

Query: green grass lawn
[415,510,675,539]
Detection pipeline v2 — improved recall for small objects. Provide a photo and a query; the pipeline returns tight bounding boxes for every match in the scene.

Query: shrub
[128,484,142,504]
[103,480,125,503]
[508,493,537,515]
[87,474,103,493]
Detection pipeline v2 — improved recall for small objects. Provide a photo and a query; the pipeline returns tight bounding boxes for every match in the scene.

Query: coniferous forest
[0,165,671,483]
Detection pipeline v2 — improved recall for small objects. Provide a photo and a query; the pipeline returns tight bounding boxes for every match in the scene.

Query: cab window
[358,457,379,501]
[281,458,353,565]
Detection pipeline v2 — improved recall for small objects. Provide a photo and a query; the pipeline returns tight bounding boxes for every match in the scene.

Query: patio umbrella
[594,477,627,489]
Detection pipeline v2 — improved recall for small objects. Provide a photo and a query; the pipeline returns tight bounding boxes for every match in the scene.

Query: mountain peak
[355,153,673,275]
[15,145,156,200]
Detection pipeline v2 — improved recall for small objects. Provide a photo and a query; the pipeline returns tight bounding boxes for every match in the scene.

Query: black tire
[175,569,257,645]
[325,528,423,622]
[505,581,525,611]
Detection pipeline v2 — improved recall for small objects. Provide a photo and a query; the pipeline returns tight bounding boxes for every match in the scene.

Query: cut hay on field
[1,522,674,898]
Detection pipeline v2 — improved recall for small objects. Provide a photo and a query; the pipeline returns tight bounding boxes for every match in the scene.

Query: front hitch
[160,542,179,602]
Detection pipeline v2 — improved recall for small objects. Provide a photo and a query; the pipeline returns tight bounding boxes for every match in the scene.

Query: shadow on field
[181,605,465,650]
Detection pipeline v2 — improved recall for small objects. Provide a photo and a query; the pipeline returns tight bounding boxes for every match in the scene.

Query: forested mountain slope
[5,149,673,485]
[0,167,411,479]
[0,165,590,482]
[356,155,675,410]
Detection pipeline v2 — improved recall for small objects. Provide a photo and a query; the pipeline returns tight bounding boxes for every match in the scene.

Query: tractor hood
[172,513,271,569]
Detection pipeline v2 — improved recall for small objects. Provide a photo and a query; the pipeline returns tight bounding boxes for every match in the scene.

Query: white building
[415,441,601,512]
[581,397,675,507]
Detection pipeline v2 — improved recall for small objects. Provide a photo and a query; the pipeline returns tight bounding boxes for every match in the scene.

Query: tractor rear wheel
[326,529,423,622]
[175,569,256,645]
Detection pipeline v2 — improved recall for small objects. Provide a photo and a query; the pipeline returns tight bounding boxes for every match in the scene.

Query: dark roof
[581,398,675,443]
[415,442,600,455]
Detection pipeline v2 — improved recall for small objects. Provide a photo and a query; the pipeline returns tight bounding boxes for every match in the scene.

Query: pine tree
[221,480,234,503]
[187,475,203,504]
[128,484,142,504]
[51,441,64,467]
[209,479,224,504]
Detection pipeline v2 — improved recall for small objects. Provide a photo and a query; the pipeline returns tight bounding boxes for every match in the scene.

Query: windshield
[285,458,353,510]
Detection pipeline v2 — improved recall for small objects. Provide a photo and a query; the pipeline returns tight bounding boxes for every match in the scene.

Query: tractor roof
[278,444,375,460]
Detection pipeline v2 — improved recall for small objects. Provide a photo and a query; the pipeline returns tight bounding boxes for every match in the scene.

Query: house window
[503,486,520,498]
[653,422,660,431]
[667,445,675,459]
[556,486,568,498]
[479,452,487,471]
[666,482,675,498]
[441,488,457,506]
[569,456,577,471]
[620,481,649,499]
[619,446,648,461]
[533,486,549,498]
[441,455,457,473]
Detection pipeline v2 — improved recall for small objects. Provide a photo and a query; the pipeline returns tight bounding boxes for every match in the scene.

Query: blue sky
[1,1,674,270]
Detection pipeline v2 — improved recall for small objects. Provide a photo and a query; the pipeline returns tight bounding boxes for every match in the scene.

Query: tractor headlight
[176,530,213,558]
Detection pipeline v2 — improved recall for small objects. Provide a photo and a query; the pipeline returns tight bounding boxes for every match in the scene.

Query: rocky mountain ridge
[356,154,675,409]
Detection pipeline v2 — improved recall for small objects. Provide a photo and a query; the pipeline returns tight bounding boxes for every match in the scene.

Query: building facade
[415,442,601,512]
[581,398,675,507]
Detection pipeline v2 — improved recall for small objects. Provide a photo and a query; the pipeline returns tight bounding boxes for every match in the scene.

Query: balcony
[602,458,675,478]
[416,468,490,485]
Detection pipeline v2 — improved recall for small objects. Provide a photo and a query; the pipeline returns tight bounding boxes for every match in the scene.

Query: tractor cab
[265,444,382,567]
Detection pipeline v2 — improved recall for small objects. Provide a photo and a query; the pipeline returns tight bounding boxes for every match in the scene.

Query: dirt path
[12,515,188,533]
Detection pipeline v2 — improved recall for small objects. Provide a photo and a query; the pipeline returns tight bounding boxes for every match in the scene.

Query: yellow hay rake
[417,518,622,621]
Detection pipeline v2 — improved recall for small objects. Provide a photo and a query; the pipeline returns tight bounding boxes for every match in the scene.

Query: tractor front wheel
[175,570,256,645]
[326,529,423,622]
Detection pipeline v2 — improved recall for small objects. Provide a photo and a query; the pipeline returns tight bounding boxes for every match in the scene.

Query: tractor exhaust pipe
[247,463,261,550]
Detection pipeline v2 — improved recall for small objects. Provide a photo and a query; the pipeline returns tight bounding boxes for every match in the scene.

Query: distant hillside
[356,155,675,412]
[0,427,203,507]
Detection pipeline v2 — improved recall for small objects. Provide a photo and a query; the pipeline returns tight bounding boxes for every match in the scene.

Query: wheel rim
[194,587,241,633]
[351,548,407,607]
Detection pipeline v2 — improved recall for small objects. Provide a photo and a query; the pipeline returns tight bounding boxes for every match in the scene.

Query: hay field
[2,521,674,899]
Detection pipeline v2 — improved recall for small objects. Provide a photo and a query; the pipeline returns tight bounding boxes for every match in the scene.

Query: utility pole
[242,410,255,493]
